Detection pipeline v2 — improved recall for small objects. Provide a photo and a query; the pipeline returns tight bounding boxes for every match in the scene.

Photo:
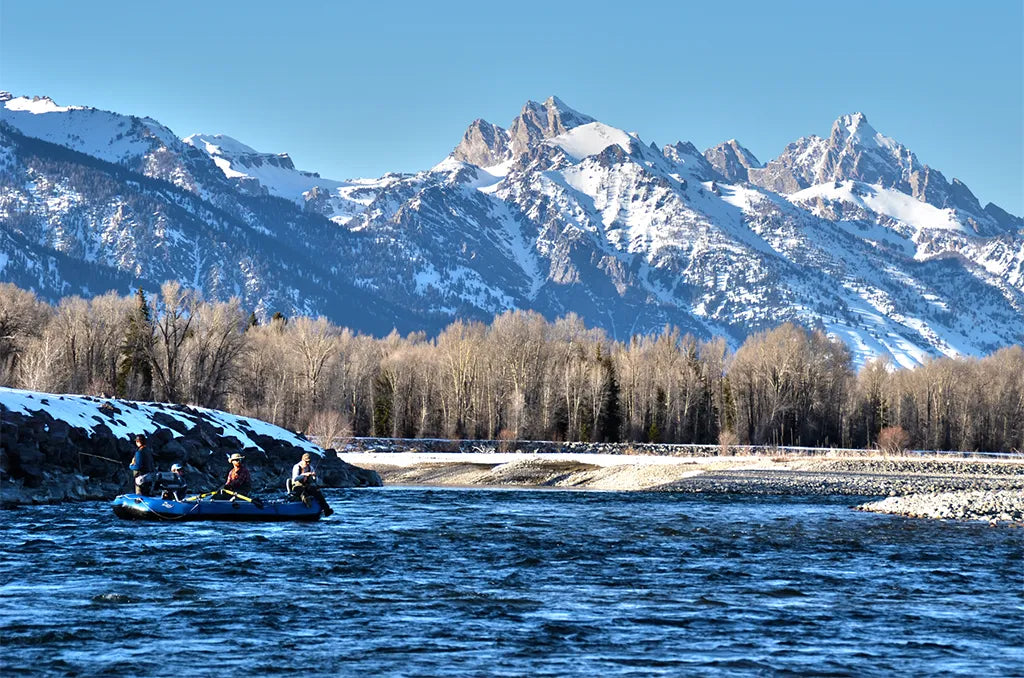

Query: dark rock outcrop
[1,401,381,505]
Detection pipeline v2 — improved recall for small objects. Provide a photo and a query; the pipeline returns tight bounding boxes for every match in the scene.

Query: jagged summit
[742,111,1013,236]
[837,111,876,138]
[536,96,596,130]
[452,118,512,168]
[452,95,597,169]
[703,139,762,182]
[662,140,721,181]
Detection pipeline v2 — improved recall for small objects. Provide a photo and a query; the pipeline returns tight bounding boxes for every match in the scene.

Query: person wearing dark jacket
[129,434,155,496]
[159,463,188,501]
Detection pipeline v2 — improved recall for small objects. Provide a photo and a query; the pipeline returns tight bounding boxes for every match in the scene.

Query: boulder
[152,411,188,434]
[149,427,175,449]
[156,439,187,465]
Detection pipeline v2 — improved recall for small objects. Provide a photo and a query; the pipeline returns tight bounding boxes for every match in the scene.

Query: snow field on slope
[546,122,634,161]
[791,182,964,234]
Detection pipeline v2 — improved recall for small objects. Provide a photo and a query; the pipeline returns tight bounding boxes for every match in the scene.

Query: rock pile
[1,401,380,505]
[856,490,1024,524]
[348,437,811,457]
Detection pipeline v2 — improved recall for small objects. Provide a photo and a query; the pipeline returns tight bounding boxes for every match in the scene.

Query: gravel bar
[856,490,1024,524]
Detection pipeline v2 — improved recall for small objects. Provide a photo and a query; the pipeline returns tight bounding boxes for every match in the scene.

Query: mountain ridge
[1,92,1021,368]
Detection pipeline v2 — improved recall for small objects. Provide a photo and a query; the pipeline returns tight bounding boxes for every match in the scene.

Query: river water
[2,488,1022,676]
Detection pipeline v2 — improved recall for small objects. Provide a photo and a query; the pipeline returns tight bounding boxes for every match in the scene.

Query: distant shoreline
[342,452,1024,524]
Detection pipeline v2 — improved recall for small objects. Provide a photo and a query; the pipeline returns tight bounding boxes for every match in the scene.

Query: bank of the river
[342,452,1024,524]
[0,387,381,506]
[3,386,1021,524]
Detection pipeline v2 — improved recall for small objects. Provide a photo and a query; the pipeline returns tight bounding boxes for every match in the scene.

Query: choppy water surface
[2,488,1022,676]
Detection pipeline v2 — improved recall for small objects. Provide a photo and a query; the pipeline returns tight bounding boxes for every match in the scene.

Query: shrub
[718,429,739,456]
[497,428,518,453]
[877,426,910,456]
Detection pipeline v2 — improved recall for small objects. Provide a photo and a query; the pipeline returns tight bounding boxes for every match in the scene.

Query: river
[2,487,1022,676]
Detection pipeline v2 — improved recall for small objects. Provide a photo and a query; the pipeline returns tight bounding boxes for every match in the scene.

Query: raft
[111,493,324,522]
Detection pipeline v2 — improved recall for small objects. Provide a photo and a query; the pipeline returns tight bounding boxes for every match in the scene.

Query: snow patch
[790,182,965,233]
[546,122,633,161]
[4,96,76,114]
[0,387,323,456]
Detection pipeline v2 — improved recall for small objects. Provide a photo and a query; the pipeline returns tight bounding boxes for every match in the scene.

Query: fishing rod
[78,451,123,464]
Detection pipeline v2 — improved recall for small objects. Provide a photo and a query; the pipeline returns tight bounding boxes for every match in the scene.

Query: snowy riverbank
[0,387,380,505]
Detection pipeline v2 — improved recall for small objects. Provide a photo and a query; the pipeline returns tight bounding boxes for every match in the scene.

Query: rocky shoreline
[856,490,1024,523]
[351,453,1024,525]
[0,389,381,506]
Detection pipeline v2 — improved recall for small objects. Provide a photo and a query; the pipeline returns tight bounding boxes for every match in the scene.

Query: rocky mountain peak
[740,113,1013,235]
[835,112,875,141]
[703,139,762,182]
[662,141,721,181]
[509,96,596,157]
[451,118,512,168]
[451,96,598,169]
[540,96,595,130]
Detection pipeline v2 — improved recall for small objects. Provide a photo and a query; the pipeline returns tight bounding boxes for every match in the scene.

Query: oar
[184,490,221,501]
[221,488,264,509]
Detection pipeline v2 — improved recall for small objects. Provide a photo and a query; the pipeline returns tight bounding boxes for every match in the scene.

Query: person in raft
[289,452,334,517]
[222,453,253,496]
[160,463,188,501]
[129,433,155,496]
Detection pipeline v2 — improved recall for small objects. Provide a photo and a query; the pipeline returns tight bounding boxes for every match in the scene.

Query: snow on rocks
[0,387,381,505]
[0,386,321,456]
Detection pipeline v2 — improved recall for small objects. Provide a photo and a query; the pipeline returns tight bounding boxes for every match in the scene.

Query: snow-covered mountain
[1,92,1021,368]
[744,112,1017,236]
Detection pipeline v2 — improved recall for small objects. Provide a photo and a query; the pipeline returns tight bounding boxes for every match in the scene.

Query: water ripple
[1,489,1022,676]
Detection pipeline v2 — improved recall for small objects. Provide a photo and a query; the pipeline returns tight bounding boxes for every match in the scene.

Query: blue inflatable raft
[111,493,324,522]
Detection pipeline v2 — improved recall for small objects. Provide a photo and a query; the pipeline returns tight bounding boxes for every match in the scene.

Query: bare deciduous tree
[4,279,1020,453]
[0,283,50,385]
[150,281,198,402]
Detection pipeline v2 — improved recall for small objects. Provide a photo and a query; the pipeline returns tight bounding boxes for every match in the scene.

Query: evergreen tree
[116,288,153,399]
[598,353,622,442]
[372,372,393,437]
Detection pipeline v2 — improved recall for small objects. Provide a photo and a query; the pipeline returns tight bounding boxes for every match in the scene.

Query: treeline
[1,282,1022,452]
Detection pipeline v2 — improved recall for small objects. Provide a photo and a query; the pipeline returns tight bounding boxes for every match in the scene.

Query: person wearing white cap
[160,463,188,501]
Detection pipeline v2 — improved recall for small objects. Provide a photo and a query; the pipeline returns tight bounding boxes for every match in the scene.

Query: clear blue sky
[2,0,1022,214]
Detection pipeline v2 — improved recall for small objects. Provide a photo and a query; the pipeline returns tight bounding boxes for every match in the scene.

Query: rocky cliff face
[703,139,761,182]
